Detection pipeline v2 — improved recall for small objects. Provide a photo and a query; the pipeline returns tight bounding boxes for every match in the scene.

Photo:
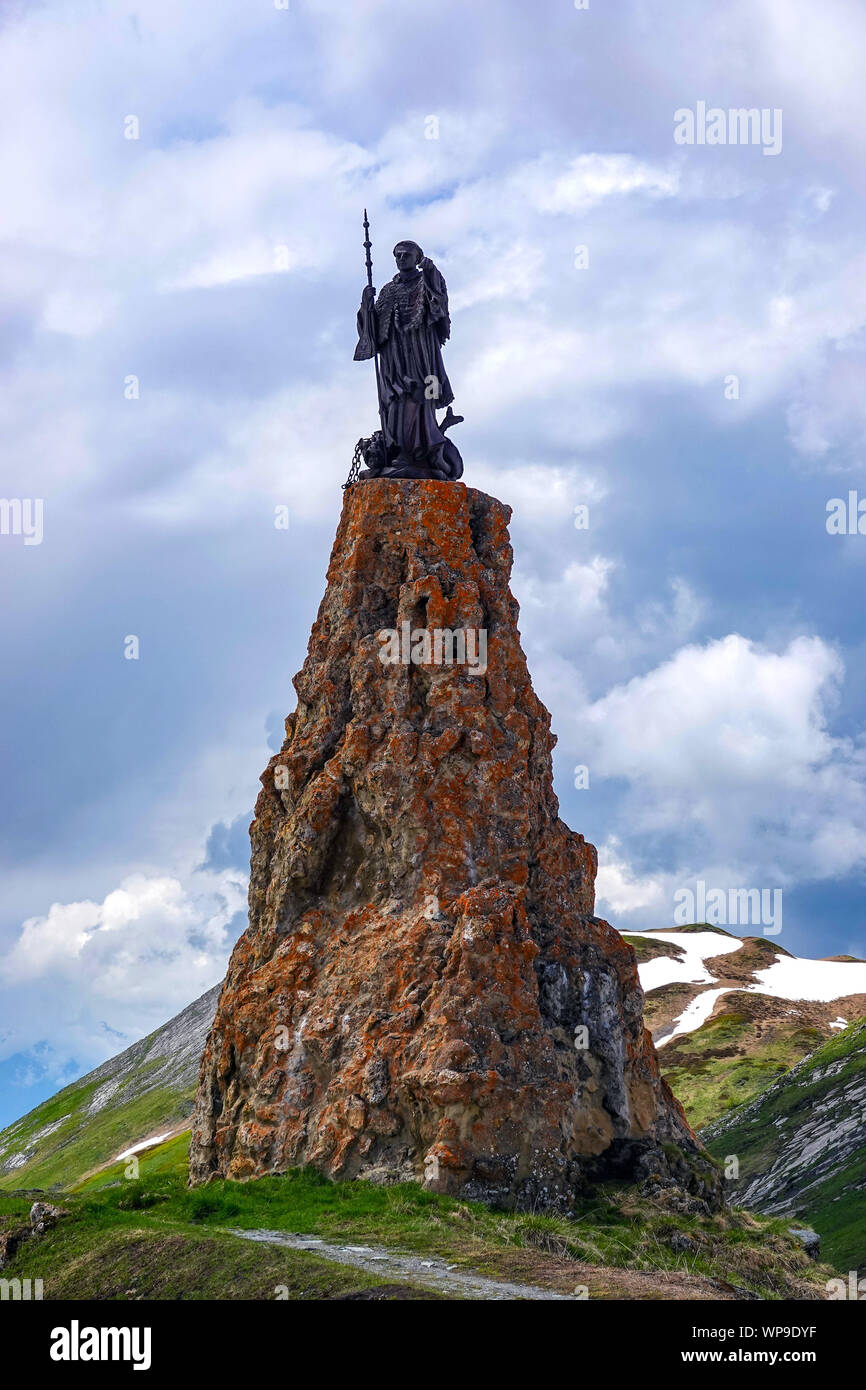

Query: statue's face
[394,243,421,272]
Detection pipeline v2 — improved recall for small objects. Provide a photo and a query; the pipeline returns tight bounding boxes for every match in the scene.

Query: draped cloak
[354,261,462,479]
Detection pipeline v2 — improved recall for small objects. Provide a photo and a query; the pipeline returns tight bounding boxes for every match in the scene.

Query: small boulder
[788,1226,820,1260]
[670,1231,697,1254]
[29,1201,66,1236]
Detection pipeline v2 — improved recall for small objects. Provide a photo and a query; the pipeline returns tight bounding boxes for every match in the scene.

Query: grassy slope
[0,1133,835,1300]
[659,1008,825,1130]
[0,1082,193,1192]
[796,1149,866,1278]
[1,944,857,1296]
[2,1219,416,1301]
[702,1021,866,1272]
[0,986,219,1191]
[624,925,849,1132]
[662,925,735,936]
[620,935,685,965]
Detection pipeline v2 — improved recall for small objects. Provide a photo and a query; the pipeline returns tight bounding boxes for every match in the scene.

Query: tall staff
[362,209,387,440]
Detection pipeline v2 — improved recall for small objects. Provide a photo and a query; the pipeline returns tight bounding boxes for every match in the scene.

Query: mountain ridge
[0,983,221,1190]
[620,925,866,1129]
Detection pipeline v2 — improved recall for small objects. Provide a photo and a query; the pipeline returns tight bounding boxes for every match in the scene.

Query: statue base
[349,412,465,486]
[358,463,451,481]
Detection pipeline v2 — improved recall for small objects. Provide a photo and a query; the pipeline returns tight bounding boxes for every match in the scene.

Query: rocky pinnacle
[190,481,715,1208]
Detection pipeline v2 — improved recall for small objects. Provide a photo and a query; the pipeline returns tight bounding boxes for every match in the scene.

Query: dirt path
[226,1227,580,1300]
[225,1226,737,1301]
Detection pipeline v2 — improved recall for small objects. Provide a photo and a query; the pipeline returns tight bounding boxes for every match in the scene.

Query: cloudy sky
[1,0,865,1127]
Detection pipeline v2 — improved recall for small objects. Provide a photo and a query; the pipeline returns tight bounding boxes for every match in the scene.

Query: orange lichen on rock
[189,481,717,1209]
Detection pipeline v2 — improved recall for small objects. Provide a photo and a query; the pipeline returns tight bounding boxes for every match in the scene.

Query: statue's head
[393,240,423,272]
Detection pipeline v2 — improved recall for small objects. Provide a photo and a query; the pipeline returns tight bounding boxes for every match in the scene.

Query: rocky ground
[4,482,863,1290]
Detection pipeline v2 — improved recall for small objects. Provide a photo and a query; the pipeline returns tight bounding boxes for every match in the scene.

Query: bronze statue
[352,214,463,481]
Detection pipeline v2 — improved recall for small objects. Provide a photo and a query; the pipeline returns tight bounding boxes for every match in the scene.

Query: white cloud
[786,348,866,463]
[538,154,681,214]
[572,633,866,886]
[594,840,669,918]
[468,460,608,525]
[515,558,706,706]
[0,870,244,1074]
[580,633,841,784]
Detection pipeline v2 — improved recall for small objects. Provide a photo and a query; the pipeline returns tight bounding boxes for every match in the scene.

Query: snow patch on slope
[625,927,866,1046]
[751,955,866,1003]
[115,1132,175,1162]
[663,987,734,1046]
[635,930,744,991]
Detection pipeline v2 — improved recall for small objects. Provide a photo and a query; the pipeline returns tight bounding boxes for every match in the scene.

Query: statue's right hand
[362,285,376,303]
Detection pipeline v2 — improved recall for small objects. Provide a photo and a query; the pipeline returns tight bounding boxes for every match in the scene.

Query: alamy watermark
[0,1277,43,1300]
[0,498,43,545]
[50,1323,151,1370]
[674,879,782,935]
[826,1271,866,1300]
[674,102,782,156]
[826,492,866,535]
[377,623,487,676]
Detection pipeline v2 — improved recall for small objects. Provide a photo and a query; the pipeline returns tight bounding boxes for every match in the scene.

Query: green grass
[660,1011,825,1130]
[0,1076,101,1158]
[0,1134,836,1300]
[703,1020,866,1272]
[78,1131,192,1190]
[621,935,684,966]
[0,1084,191,1192]
[0,1214,439,1301]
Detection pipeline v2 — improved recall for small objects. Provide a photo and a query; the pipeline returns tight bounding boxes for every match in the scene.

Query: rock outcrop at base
[190,481,718,1209]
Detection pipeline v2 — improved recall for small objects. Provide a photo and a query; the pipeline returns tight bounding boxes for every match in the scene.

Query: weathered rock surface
[29,1200,65,1235]
[190,480,715,1209]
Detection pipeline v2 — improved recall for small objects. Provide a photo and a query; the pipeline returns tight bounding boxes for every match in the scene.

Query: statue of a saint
[354,240,463,480]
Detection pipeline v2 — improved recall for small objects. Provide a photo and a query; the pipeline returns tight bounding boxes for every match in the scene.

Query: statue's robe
[354,263,463,480]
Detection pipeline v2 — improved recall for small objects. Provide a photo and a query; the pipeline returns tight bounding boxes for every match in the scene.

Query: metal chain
[342,438,364,490]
